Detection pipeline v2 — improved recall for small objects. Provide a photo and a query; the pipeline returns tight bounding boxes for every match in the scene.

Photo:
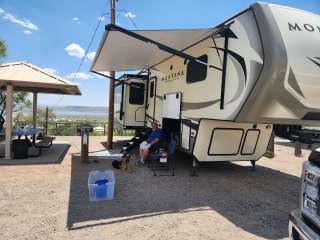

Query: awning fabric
[91,25,214,73]
[0,62,81,95]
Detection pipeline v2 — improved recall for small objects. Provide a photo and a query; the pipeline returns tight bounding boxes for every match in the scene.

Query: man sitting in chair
[138,122,163,164]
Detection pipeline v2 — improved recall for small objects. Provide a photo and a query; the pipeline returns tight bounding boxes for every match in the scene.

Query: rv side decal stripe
[211,37,223,66]
[182,99,220,111]
[288,68,305,98]
[145,113,159,123]
[308,57,320,68]
[181,118,199,130]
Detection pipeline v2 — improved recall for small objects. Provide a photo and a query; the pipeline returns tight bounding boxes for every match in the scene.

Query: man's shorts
[140,141,150,150]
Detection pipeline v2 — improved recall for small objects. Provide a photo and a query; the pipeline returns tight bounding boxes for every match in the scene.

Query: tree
[15,107,56,124]
[0,40,7,59]
[0,92,32,130]
[0,40,32,130]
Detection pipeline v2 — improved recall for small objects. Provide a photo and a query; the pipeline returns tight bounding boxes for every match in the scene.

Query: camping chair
[146,141,164,168]
[151,138,176,176]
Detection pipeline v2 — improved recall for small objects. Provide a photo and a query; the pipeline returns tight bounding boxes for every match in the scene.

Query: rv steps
[120,132,147,155]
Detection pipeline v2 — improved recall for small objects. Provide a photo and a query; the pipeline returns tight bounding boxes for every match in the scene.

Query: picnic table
[0,128,55,158]
[0,127,44,137]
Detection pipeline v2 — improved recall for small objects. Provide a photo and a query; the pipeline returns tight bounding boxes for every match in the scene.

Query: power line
[117,9,138,29]
[51,12,109,109]
[51,5,139,110]
[71,12,109,82]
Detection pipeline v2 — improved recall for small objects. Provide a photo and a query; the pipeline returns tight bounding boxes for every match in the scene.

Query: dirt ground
[0,136,314,240]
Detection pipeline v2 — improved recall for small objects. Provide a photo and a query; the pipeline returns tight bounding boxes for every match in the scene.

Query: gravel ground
[0,136,314,240]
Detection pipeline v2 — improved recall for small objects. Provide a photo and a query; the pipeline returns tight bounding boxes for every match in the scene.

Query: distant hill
[18,105,110,121]
[52,105,108,113]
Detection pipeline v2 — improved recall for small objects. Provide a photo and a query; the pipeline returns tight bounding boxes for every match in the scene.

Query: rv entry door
[122,79,146,128]
[162,92,182,119]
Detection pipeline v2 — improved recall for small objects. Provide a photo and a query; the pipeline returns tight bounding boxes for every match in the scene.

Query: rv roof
[90,25,214,73]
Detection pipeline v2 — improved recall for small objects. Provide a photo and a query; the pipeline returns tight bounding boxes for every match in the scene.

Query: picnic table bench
[34,136,56,156]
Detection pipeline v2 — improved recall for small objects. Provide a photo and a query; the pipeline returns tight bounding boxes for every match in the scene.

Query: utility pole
[107,0,116,149]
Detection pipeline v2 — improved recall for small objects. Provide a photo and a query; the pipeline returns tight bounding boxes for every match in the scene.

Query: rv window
[150,81,154,98]
[186,54,208,84]
[129,83,145,105]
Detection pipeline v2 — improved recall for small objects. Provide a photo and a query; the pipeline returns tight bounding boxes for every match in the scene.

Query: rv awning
[0,62,81,95]
[91,24,215,73]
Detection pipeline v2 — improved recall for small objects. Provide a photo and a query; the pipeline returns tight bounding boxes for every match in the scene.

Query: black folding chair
[151,139,176,176]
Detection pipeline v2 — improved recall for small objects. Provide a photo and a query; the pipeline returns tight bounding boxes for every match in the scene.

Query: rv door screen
[162,92,181,119]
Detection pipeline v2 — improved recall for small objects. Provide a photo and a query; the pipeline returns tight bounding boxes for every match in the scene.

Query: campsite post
[106,0,116,149]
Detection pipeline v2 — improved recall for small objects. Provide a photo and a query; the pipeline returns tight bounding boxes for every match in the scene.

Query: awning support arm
[105,24,223,71]
[92,70,147,88]
[220,30,230,110]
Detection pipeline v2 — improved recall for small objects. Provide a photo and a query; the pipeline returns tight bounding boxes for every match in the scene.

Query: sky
[0,0,319,108]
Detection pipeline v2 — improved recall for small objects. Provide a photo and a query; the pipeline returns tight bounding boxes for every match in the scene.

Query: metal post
[32,92,37,144]
[294,140,302,157]
[45,106,48,136]
[264,131,275,158]
[106,0,116,149]
[32,92,37,128]
[81,131,89,163]
[5,84,13,160]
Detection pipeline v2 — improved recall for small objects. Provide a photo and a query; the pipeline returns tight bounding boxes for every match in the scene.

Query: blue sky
[0,0,319,107]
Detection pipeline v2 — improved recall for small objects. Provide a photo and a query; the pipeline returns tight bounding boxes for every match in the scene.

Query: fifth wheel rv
[91,3,320,169]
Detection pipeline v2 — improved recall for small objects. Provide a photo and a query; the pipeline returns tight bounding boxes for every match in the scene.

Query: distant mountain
[19,105,110,121]
[53,105,108,113]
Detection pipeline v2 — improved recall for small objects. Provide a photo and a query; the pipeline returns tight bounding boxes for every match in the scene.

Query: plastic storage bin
[88,170,115,201]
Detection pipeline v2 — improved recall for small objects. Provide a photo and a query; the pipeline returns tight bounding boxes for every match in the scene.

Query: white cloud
[66,72,93,80]
[124,11,136,18]
[65,43,85,59]
[72,17,80,23]
[86,51,96,61]
[98,16,105,21]
[44,68,57,74]
[0,8,38,32]
[23,30,32,34]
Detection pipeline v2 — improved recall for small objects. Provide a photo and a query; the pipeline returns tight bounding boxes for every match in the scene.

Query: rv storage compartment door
[162,92,181,119]
[123,79,146,128]
[209,129,243,155]
[193,119,272,162]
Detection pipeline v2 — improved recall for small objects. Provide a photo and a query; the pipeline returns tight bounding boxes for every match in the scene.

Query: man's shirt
[147,128,163,143]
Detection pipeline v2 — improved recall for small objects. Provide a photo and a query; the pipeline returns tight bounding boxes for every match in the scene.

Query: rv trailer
[91,3,320,166]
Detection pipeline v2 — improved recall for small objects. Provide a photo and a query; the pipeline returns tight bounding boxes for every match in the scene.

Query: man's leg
[139,148,144,160]
[142,148,149,161]
[139,148,149,163]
